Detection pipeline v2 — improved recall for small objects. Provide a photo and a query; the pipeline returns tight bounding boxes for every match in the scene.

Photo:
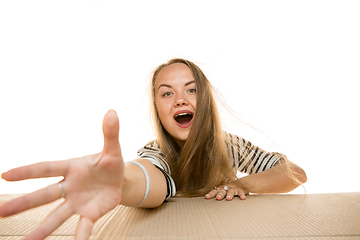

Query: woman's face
[154,63,197,148]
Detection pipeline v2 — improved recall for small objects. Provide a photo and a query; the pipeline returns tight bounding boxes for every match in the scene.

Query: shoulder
[223,130,247,147]
[137,139,171,171]
[138,140,161,153]
[137,139,165,160]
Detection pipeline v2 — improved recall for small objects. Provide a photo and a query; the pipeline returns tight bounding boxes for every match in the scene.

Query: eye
[163,92,173,97]
[188,88,196,93]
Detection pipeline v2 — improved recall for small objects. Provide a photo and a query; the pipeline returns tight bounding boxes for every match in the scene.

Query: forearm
[121,159,167,208]
[239,161,307,194]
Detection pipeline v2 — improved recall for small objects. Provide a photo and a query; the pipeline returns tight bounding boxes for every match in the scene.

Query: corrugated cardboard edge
[1,192,360,239]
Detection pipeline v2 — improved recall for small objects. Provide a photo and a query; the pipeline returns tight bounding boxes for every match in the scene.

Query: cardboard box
[0,192,359,239]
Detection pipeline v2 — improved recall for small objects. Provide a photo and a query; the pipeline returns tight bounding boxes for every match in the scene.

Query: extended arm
[0,110,167,240]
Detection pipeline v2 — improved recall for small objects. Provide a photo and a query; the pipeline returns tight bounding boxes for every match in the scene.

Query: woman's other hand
[205,180,249,201]
[0,110,124,240]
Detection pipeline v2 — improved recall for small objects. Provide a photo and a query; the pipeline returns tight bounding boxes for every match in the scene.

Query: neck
[174,138,185,149]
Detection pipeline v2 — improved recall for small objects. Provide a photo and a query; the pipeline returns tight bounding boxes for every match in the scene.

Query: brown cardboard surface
[1,192,359,239]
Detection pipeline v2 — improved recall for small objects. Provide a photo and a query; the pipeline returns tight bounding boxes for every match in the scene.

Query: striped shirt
[137,131,282,199]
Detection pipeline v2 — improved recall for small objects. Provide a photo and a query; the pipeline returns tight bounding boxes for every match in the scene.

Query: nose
[174,94,189,107]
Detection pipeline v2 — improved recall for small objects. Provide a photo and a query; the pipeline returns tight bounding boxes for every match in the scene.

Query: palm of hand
[64,153,124,223]
[0,110,124,240]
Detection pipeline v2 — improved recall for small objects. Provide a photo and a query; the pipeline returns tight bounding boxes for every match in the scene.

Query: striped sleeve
[224,131,283,174]
[137,141,176,199]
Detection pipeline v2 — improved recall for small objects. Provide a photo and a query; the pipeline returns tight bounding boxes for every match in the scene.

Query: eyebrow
[158,80,195,90]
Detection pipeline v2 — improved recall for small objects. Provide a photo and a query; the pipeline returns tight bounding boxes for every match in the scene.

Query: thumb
[102,110,121,155]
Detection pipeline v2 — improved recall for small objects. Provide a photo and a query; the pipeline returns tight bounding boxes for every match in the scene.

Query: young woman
[0,58,307,240]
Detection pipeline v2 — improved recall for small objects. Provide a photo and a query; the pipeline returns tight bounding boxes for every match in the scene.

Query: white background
[0,1,359,195]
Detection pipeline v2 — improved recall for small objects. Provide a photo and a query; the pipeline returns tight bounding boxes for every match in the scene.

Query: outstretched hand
[0,110,124,240]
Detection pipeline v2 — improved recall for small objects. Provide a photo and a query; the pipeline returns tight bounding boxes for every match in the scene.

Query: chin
[177,133,190,141]
[172,134,188,147]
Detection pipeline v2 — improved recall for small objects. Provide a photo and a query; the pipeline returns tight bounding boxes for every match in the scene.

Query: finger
[24,201,73,240]
[1,160,69,181]
[0,183,63,217]
[75,217,94,240]
[225,189,235,201]
[238,189,247,200]
[102,110,121,156]
[216,189,227,200]
[205,189,218,199]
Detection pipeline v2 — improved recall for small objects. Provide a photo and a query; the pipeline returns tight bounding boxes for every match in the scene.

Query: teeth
[175,113,192,118]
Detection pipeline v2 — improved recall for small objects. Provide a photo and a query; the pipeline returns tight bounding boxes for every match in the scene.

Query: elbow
[278,155,307,186]
[299,169,307,184]
[294,166,307,185]
[282,159,307,186]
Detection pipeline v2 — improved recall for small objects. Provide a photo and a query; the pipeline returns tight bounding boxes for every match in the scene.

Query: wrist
[235,177,251,195]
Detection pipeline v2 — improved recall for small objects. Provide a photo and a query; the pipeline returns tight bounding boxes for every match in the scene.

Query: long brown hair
[151,58,236,197]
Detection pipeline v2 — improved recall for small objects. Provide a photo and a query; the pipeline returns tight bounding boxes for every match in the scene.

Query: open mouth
[174,112,193,126]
